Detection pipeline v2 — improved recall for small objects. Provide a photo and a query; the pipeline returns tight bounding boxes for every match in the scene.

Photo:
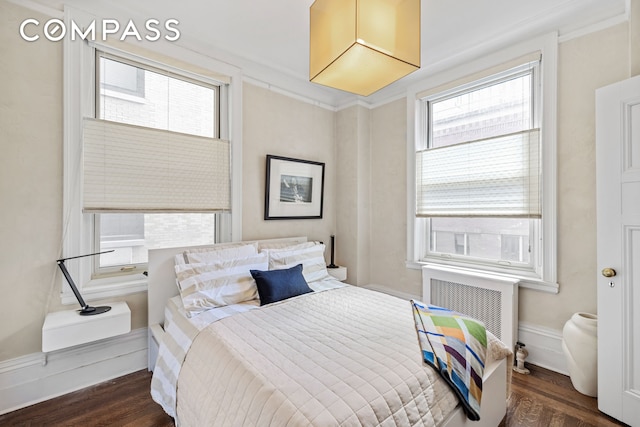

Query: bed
[147,237,511,427]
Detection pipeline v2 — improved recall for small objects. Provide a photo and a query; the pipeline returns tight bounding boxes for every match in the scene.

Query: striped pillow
[266,244,330,283]
[175,253,267,317]
[257,240,317,251]
[177,243,259,265]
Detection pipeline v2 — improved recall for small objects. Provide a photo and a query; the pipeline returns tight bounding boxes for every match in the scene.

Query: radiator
[422,265,519,351]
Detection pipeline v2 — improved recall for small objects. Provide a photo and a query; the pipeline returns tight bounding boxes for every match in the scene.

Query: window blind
[416,129,540,218]
[83,118,230,213]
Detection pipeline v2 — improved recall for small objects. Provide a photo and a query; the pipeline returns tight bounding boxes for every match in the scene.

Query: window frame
[406,33,558,293]
[93,52,223,278]
[62,7,242,305]
[418,62,540,276]
[96,52,222,139]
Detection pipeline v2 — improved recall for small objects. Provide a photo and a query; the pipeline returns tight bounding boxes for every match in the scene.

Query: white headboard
[147,237,308,327]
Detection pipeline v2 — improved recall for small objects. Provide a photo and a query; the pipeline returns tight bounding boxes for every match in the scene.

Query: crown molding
[558,12,629,42]
[12,0,629,110]
[243,76,337,112]
[7,0,63,18]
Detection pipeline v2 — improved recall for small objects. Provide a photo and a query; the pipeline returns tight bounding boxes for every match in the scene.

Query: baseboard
[0,327,147,415]
[362,284,422,301]
[517,322,568,375]
[0,310,567,416]
[362,284,569,376]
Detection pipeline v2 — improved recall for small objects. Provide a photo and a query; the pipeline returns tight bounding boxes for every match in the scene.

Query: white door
[596,75,640,426]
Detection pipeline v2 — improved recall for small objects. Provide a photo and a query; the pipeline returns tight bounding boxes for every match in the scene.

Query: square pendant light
[309,0,421,97]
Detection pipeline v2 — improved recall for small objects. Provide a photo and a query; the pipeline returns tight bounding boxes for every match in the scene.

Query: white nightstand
[42,302,131,352]
[327,266,347,281]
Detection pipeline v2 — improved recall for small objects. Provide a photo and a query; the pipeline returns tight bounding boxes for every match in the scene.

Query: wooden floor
[504,364,626,427]
[0,370,174,427]
[0,364,628,426]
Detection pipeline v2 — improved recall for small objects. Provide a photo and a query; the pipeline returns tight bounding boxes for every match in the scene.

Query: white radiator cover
[422,265,519,352]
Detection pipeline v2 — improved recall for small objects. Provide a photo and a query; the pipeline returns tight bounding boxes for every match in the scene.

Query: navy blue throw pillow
[250,264,313,306]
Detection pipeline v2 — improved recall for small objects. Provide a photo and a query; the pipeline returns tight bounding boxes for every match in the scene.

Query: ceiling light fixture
[309,0,421,97]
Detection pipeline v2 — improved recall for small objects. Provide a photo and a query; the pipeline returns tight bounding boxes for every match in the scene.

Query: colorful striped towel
[411,300,487,421]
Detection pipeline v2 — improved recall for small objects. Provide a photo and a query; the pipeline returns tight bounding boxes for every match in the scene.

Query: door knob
[602,268,616,278]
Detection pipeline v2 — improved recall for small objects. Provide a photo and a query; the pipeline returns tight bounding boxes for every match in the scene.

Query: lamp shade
[310,0,420,96]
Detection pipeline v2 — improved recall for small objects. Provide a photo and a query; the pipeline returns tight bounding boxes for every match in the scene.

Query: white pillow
[257,240,316,251]
[267,244,330,283]
[175,253,267,317]
[178,242,259,265]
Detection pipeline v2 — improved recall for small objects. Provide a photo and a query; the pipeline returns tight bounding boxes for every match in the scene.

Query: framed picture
[264,155,325,220]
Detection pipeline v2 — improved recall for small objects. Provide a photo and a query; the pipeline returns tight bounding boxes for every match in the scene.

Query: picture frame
[264,155,325,220]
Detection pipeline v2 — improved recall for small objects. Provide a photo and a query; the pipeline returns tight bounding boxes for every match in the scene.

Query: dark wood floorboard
[503,364,628,427]
[0,364,629,426]
[0,370,174,427]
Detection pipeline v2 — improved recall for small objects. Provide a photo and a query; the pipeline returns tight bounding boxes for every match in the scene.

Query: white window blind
[416,129,541,218]
[83,118,230,213]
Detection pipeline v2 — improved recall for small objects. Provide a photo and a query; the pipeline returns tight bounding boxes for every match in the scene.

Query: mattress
[150,277,347,418]
[175,286,509,427]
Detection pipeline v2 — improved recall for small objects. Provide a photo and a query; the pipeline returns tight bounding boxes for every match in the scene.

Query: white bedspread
[150,277,346,419]
[177,286,465,426]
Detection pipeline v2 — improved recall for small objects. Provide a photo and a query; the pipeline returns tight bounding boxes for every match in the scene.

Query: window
[92,54,226,277]
[453,233,467,255]
[62,14,240,305]
[97,55,217,137]
[501,234,525,262]
[100,57,145,98]
[411,50,556,286]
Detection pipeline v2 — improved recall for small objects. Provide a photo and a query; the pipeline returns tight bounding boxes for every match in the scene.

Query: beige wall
[633,0,640,76]
[0,1,64,361]
[519,23,630,329]
[0,2,337,362]
[0,2,150,362]
[0,0,636,364]
[335,105,371,285]
[361,22,632,332]
[241,83,337,245]
[368,99,421,294]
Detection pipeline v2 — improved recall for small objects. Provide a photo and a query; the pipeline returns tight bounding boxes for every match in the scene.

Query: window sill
[405,260,559,294]
[61,274,148,305]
